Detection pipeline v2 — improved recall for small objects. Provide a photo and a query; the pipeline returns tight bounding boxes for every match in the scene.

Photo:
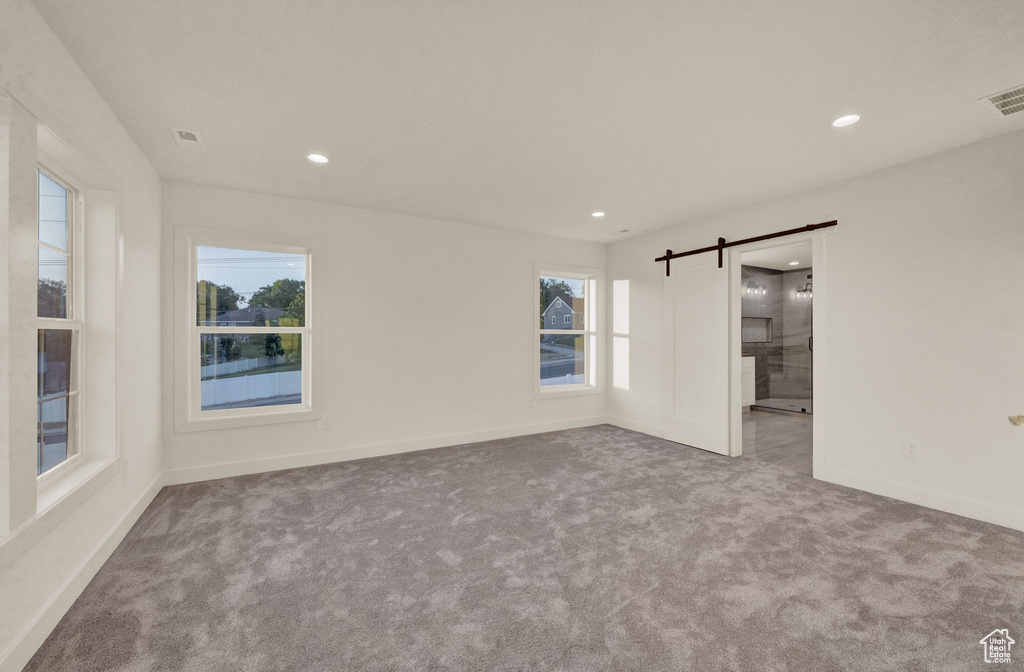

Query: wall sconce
[744,281,766,296]
[796,282,813,299]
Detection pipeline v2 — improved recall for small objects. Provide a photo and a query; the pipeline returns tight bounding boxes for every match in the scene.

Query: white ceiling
[741,241,811,271]
[31,0,1024,242]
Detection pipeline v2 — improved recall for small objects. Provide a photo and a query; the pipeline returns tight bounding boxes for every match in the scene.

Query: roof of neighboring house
[204,305,286,324]
[541,295,577,316]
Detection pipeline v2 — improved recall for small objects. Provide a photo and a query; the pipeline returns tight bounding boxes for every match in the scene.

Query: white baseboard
[163,415,611,486]
[0,473,165,672]
[604,415,664,438]
[820,466,1024,533]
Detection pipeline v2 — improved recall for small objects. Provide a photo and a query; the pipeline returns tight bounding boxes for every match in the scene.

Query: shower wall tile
[741,265,786,401]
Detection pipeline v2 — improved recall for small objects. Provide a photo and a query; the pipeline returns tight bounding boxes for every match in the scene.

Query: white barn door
[662,253,730,455]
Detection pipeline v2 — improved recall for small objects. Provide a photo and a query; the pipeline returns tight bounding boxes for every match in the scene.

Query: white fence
[201,355,286,378]
[201,370,302,408]
[39,401,67,424]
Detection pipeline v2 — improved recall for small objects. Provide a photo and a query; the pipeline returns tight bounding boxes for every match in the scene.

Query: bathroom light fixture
[307,153,329,164]
[591,211,606,218]
[796,282,813,299]
[788,261,800,266]
[831,114,860,128]
[745,281,767,296]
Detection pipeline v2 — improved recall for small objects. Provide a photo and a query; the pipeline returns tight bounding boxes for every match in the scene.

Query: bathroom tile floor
[741,409,812,475]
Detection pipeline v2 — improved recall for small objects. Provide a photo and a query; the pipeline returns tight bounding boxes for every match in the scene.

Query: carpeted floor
[25,425,1024,671]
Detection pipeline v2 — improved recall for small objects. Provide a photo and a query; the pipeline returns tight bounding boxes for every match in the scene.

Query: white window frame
[174,227,321,432]
[36,166,84,483]
[535,264,599,398]
[564,314,572,324]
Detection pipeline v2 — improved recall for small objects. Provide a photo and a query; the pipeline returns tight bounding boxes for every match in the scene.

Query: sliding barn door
[662,253,730,455]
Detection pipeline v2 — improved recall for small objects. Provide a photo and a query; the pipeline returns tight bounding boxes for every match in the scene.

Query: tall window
[37,169,80,476]
[538,270,596,390]
[193,245,309,417]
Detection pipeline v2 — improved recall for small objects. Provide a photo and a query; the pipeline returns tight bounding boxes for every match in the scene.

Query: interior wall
[0,1,164,670]
[608,128,1024,531]
[161,181,607,482]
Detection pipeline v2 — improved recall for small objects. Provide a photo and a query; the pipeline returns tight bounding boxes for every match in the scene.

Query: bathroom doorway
[735,240,814,475]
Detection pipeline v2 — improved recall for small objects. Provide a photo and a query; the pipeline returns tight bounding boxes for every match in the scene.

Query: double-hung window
[181,238,314,429]
[36,169,80,476]
[537,268,597,393]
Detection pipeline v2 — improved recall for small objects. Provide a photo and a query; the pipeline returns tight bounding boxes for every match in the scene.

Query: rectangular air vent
[170,127,206,150]
[981,86,1024,117]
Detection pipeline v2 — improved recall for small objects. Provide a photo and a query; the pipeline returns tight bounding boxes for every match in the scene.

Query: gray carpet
[25,425,1024,671]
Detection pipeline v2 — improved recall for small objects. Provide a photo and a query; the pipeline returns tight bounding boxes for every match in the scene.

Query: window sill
[0,457,118,573]
[37,456,118,516]
[176,405,319,433]
[534,384,602,400]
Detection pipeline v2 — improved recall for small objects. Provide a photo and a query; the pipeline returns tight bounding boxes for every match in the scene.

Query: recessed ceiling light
[591,211,606,218]
[307,153,329,164]
[789,261,800,266]
[831,114,860,128]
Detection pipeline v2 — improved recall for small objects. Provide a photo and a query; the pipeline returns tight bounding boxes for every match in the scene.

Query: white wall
[161,181,607,483]
[607,129,1024,531]
[0,1,164,670]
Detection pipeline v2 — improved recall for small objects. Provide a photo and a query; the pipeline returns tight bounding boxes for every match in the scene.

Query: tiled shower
[741,264,812,414]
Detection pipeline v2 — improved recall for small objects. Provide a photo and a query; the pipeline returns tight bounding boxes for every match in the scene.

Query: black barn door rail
[655,220,837,277]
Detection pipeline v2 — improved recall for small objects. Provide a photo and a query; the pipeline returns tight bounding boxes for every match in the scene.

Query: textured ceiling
[31,0,1024,241]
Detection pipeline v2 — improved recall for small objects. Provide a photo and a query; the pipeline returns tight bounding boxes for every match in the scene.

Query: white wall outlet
[904,439,920,459]
[319,416,332,430]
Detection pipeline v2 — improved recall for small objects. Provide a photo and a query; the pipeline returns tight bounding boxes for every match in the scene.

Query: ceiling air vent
[981,86,1024,117]
[170,127,206,150]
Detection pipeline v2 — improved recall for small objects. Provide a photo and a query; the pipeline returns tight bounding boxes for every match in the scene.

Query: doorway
[732,240,816,476]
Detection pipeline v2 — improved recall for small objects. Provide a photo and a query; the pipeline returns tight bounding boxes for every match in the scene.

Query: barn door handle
[808,336,813,352]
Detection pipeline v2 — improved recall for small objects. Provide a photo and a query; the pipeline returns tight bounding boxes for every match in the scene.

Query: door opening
[733,240,815,476]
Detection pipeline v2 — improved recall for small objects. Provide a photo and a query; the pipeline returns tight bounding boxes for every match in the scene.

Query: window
[37,169,80,476]
[612,279,630,390]
[538,269,597,392]
[177,234,318,431]
[194,245,308,416]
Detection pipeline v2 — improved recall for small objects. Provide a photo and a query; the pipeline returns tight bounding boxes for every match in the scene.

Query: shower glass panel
[740,264,812,414]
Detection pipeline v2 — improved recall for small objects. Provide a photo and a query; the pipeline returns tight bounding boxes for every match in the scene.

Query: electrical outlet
[319,416,332,430]
[904,439,920,459]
